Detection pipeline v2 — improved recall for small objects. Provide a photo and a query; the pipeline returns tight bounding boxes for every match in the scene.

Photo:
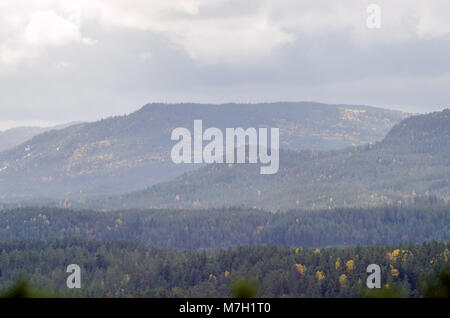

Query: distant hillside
[0,102,405,200]
[0,122,79,152]
[91,109,449,211]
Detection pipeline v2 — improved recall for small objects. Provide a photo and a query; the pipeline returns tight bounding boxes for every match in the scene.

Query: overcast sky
[0,0,449,130]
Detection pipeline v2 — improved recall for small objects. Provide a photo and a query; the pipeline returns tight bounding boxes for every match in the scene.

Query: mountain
[0,122,80,152]
[91,109,450,211]
[0,102,406,200]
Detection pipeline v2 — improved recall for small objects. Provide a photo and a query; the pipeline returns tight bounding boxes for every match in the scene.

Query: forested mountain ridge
[0,102,405,200]
[382,109,450,153]
[91,109,449,211]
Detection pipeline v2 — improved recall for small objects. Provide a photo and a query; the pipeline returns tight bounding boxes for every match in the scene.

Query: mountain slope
[0,102,406,200]
[0,122,79,152]
[91,109,450,211]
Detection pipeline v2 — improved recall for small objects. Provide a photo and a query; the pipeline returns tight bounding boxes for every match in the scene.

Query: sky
[0,0,450,130]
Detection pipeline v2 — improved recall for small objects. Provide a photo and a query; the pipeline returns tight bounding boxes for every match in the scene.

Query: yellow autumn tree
[387,249,401,262]
[390,265,399,277]
[345,259,355,272]
[295,264,307,276]
[316,271,325,282]
[335,257,341,270]
[339,274,347,287]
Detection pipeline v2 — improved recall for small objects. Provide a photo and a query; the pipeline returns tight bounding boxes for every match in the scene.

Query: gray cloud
[0,0,449,129]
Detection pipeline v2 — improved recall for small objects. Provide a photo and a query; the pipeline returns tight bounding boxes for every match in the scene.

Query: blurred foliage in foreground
[0,279,54,298]
[230,278,259,298]
[424,269,450,298]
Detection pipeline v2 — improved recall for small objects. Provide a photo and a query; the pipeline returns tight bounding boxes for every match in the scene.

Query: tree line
[0,205,449,249]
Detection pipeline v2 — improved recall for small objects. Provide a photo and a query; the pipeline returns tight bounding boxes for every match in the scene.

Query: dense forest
[0,205,449,249]
[0,238,448,297]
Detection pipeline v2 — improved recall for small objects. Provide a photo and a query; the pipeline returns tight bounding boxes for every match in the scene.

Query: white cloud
[0,2,95,65]
[169,14,295,64]
[80,0,295,65]
[138,52,152,61]
[55,60,72,69]
[416,10,450,39]
[267,0,450,46]
[24,11,93,46]
[1,1,450,66]
[81,0,450,63]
